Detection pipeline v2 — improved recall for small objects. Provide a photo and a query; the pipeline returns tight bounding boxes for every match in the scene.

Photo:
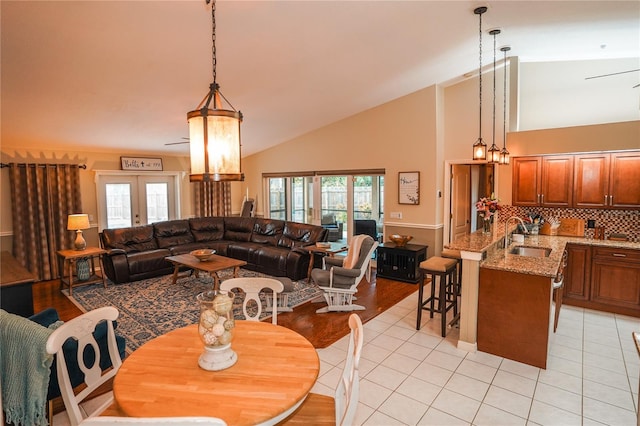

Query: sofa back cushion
[251,219,284,246]
[101,225,158,253]
[278,222,324,248]
[189,217,225,242]
[223,217,256,242]
[153,220,194,249]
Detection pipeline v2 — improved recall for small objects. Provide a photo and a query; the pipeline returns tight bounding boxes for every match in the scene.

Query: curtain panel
[8,163,83,281]
[194,181,231,217]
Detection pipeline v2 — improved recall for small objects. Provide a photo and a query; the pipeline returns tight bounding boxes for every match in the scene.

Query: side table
[57,247,107,295]
[298,243,348,282]
[376,243,428,283]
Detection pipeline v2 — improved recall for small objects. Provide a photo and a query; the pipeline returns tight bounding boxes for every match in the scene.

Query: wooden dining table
[112,321,320,426]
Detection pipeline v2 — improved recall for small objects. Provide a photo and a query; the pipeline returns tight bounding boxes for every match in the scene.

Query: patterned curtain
[194,181,231,217]
[8,163,83,280]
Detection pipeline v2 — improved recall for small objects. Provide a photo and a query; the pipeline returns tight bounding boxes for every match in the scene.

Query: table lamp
[67,214,90,250]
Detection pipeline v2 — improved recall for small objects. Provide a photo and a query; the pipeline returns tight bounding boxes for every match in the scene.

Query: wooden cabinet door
[574,153,610,208]
[591,248,640,315]
[564,244,591,301]
[609,152,640,208]
[541,155,573,207]
[512,157,541,206]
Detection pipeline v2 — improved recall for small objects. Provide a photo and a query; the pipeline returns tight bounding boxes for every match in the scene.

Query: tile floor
[54,295,640,426]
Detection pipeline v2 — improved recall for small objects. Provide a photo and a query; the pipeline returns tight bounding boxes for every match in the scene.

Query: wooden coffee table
[166,253,247,290]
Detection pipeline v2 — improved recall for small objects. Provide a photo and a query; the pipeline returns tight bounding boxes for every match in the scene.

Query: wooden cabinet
[591,247,640,315]
[563,243,591,301]
[563,244,640,317]
[376,243,427,284]
[574,151,640,209]
[512,155,573,207]
[0,251,35,317]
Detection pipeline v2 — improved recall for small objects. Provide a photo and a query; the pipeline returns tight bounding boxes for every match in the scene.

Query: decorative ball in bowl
[389,234,413,247]
[190,249,216,261]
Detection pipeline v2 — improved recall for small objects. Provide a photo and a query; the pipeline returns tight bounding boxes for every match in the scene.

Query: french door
[96,173,180,230]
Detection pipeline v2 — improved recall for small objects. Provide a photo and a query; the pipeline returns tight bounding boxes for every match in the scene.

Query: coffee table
[166,253,247,290]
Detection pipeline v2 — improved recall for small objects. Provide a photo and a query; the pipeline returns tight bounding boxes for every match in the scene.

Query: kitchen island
[446,227,640,368]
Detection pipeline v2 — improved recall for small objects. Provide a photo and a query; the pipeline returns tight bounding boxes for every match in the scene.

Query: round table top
[113,321,320,426]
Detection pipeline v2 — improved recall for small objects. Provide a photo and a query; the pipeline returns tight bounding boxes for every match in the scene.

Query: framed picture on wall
[398,171,420,205]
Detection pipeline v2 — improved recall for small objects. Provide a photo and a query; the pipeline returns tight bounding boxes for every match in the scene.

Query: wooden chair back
[220,277,284,324]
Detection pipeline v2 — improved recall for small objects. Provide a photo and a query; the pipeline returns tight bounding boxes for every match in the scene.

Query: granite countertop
[446,229,640,278]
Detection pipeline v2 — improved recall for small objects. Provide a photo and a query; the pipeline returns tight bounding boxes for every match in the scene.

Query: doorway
[447,163,495,243]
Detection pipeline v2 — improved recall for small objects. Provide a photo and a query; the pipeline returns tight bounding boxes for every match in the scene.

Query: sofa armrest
[101,249,130,283]
[104,248,126,256]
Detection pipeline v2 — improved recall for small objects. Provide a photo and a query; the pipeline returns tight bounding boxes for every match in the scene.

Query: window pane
[269,178,286,220]
[146,183,169,223]
[106,183,132,228]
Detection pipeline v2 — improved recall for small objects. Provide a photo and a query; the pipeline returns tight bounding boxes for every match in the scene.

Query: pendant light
[472,6,488,161]
[499,46,511,165]
[188,0,244,182]
[487,28,501,164]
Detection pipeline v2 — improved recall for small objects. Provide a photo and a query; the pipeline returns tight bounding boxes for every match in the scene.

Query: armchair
[312,235,378,313]
[321,214,343,242]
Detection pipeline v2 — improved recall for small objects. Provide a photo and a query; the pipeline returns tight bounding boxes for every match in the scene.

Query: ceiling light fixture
[188,0,244,182]
[499,46,511,165]
[472,6,488,161]
[487,28,501,164]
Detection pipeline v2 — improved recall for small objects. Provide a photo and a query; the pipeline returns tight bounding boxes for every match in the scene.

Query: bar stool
[417,256,459,336]
[441,248,462,295]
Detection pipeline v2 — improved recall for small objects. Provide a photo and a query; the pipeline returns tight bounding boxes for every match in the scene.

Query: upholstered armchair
[312,235,378,313]
[321,214,343,242]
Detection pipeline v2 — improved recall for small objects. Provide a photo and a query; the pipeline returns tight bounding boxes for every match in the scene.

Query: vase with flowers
[476,194,501,234]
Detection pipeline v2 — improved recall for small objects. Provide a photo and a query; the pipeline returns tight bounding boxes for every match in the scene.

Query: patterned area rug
[64,269,322,351]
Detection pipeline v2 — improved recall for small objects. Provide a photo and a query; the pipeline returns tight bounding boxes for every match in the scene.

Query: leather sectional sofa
[100,217,328,284]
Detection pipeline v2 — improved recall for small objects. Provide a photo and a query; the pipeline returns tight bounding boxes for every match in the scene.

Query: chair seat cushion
[419,256,457,273]
[311,269,355,289]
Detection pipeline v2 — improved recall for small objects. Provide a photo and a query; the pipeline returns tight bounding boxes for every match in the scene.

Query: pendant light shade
[189,0,244,182]
[472,6,488,161]
[499,46,511,165]
[487,28,501,164]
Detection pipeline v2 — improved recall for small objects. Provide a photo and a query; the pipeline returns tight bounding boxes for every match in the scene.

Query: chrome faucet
[504,216,529,249]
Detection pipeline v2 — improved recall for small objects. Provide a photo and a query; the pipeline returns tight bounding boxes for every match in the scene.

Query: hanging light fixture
[499,46,511,165]
[188,0,243,182]
[472,6,488,161]
[487,28,501,164]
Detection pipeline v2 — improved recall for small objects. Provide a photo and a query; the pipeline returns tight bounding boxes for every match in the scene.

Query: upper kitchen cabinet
[512,155,573,207]
[574,151,640,209]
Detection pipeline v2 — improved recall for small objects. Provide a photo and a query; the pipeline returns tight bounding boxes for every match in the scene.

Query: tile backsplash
[497,205,640,242]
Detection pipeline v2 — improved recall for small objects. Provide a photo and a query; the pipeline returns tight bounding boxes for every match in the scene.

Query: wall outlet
[390,212,402,219]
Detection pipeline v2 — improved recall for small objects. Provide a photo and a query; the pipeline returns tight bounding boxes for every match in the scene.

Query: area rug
[64,269,322,351]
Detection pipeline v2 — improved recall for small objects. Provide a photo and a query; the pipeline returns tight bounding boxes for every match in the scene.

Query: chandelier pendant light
[472,6,488,161]
[499,46,511,165]
[487,28,501,164]
[188,0,244,182]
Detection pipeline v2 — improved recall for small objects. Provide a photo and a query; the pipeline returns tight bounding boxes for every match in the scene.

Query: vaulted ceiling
[2,1,638,157]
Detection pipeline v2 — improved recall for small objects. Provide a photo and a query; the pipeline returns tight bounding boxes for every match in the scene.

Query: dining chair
[79,417,227,425]
[220,277,284,324]
[46,306,124,426]
[278,313,364,426]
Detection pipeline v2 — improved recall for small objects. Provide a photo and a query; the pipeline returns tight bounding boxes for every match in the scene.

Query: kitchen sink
[509,246,552,258]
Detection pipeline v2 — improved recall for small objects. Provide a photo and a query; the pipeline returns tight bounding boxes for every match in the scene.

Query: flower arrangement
[476,194,501,219]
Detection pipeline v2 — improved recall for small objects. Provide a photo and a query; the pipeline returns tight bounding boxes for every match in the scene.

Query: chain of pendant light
[209,0,217,88]
[477,9,484,140]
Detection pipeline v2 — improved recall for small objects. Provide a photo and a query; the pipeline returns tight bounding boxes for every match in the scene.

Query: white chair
[220,277,284,324]
[312,235,379,314]
[46,307,123,426]
[279,313,364,425]
[80,417,226,425]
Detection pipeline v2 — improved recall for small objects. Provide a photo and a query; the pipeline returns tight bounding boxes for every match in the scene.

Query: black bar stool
[417,256,459,336]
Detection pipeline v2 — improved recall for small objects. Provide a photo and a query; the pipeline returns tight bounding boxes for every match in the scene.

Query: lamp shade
[188,107,243,182]
[67,214,90,231]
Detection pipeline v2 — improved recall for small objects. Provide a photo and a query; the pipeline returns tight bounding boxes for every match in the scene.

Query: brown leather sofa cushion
[190,217,225,242]
[278,221,325,248]
[224,217,256,242]
[102,225,158,253]
[154,220,194,249]
[251,219,284,247]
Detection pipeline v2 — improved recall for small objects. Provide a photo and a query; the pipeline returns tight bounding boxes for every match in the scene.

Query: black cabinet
[376,243,427,283]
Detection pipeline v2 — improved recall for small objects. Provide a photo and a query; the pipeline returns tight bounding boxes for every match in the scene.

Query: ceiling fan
[585,68,640,88]
[165,137,190,146]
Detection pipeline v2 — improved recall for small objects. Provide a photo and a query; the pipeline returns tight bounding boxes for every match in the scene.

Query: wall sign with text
[120,157,163,171]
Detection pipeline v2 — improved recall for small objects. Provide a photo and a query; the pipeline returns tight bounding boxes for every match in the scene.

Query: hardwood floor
[32,270,420,348]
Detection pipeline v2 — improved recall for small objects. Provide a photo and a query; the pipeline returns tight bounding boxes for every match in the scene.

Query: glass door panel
[144,182,169,223]
[353,175,384,242]
[290,177,313,224]
[321,176,348,242]
[105,183,134,229]
[268,178,286,220]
